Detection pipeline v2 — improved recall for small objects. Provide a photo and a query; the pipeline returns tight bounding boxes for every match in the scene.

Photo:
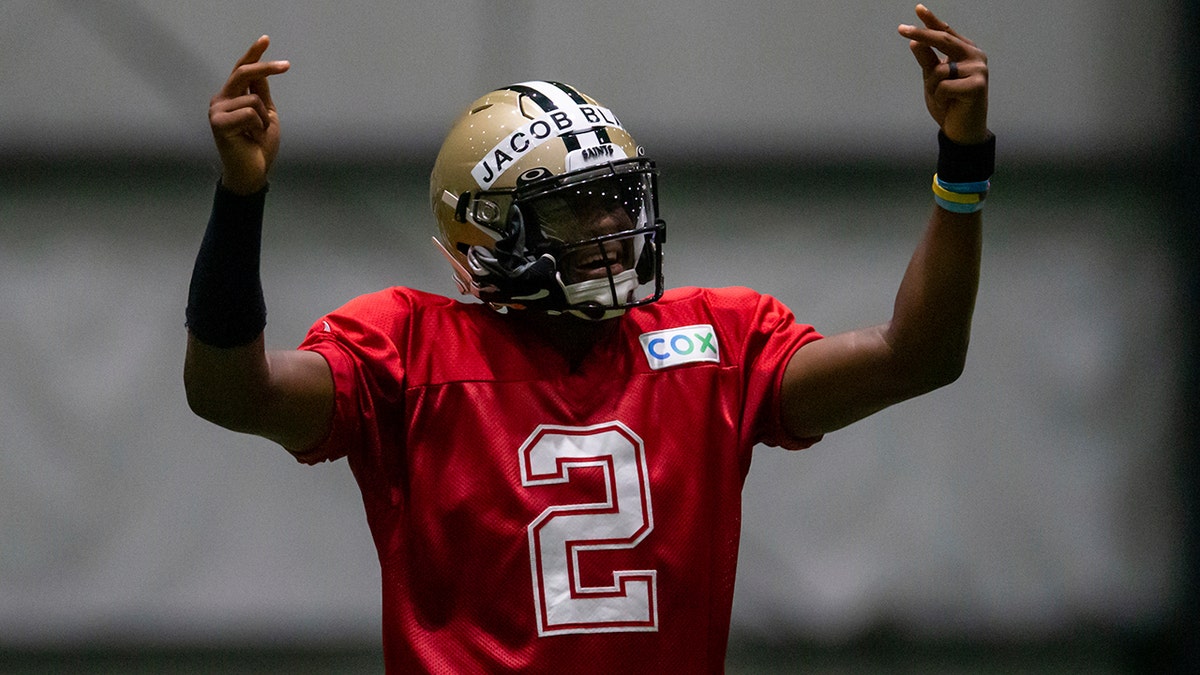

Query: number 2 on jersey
[519,421,658,636]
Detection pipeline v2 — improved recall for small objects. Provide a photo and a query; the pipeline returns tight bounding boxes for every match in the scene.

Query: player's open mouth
[572,253,625,280]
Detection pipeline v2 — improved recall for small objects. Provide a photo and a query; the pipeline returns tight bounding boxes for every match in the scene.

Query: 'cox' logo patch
[638,324,720,370]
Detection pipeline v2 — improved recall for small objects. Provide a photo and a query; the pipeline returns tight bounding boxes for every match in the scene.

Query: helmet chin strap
[558,269,639,321]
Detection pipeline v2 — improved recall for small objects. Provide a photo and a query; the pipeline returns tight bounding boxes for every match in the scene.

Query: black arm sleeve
[185,182,269,348]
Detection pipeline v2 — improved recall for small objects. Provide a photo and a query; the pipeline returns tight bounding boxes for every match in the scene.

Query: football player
[185,4,991,672]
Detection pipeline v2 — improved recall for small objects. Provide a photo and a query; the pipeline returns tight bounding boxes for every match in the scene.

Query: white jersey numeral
[519,421,658,636]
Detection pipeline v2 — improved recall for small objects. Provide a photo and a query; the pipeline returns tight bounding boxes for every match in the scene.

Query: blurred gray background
[2,1,1196,672]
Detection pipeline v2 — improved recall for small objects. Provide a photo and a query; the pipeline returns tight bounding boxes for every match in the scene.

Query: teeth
[573,245,621,269]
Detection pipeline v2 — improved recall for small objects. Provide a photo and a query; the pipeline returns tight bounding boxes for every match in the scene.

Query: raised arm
[780,4,991,438]
[184,36,333,454]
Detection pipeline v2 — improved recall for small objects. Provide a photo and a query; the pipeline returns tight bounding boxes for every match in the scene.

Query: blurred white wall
[0,1,1182,161]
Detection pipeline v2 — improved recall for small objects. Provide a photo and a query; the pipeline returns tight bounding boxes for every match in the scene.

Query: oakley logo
[639,325,720,370]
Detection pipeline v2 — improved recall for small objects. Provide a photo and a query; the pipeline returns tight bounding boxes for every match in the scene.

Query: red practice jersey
[295,285,822,674]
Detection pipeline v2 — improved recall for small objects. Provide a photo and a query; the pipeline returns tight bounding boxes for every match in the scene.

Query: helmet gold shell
[429,81,664,318]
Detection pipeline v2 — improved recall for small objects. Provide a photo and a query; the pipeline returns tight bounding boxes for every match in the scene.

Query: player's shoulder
[661,285,765,299]
[322,287,493,335]
[336,286,464,313]
[657,285,773,310]
[641,285,797,333]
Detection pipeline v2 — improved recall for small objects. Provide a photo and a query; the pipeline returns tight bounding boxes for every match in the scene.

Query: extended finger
[902,5,980,58]
[233,35,271,70]
[220,60,290,99]
[915,5,950,32]
[915,4,976,46]
[899,24,975,61]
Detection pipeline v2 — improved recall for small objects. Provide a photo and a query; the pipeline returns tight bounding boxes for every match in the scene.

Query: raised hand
[208,36,290,194]
[898,4,989,144]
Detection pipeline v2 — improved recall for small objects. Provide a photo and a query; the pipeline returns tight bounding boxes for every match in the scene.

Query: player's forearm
[880,127,992,391]
[186,182,269,344]
[182,181,334,450]
[883,204,981,391]
[183,181,272,430]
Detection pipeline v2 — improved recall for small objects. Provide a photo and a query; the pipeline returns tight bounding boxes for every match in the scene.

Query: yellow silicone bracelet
[931,175,983,204]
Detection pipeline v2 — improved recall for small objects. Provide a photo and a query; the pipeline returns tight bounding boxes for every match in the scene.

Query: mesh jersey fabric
[294,285,822,674]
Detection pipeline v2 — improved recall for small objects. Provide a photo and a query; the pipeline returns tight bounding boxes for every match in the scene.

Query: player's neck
[518,311,619,369]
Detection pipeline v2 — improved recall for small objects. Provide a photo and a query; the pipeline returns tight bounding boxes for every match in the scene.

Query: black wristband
[937,130,996,183]
[185,182,269,348]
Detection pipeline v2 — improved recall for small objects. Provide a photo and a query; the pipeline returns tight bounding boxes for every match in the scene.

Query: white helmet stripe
[470,84,626,189]
[518,83,614,150]
[511,81,585,113]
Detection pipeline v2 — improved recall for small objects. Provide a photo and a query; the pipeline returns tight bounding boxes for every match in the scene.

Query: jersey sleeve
[723,288,824,450]
[290,289,410,466]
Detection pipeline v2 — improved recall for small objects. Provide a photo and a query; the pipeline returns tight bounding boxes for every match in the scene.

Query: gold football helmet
[429,81,664,319]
